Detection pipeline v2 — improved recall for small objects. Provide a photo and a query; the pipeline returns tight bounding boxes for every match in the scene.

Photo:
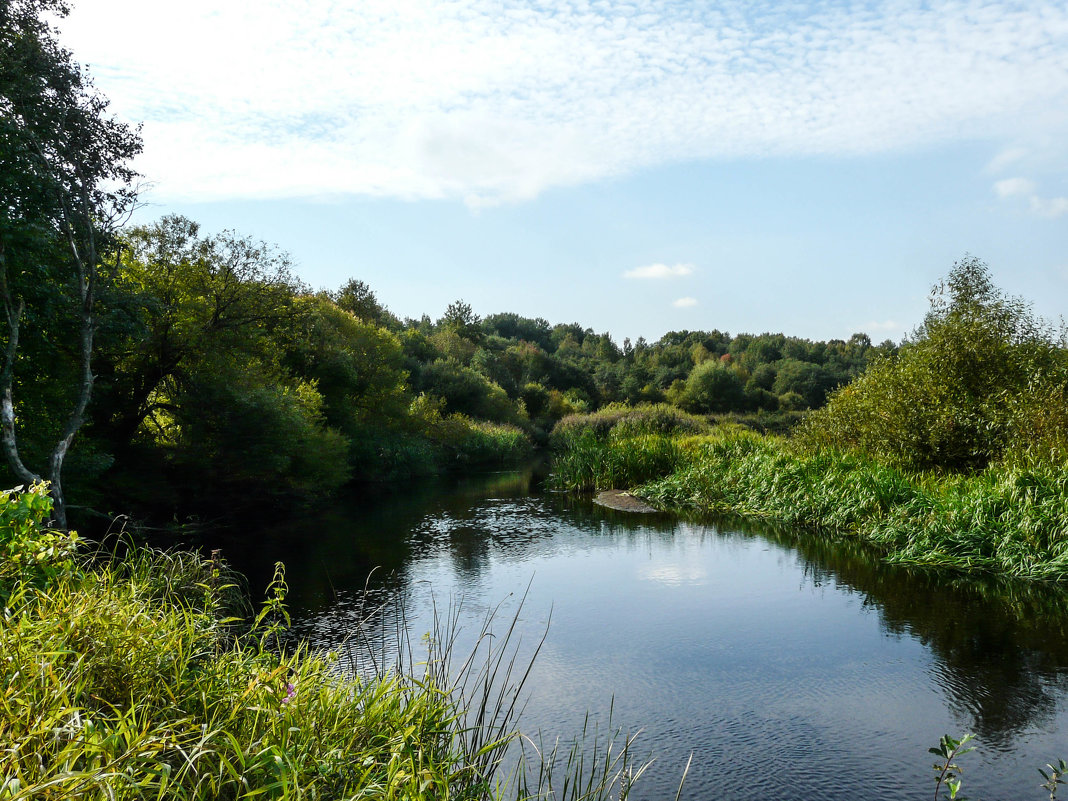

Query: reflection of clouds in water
[639,561,708,587]
[637,522,714,586]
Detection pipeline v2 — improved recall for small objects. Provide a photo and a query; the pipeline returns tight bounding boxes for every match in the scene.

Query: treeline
[403,309,891,425]
[12,211,890,524]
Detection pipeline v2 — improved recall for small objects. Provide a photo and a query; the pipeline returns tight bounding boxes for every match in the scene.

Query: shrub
[550,403,709,449]
[799,257,1068,472]
[0,482,79,600]
[678,360,746,413]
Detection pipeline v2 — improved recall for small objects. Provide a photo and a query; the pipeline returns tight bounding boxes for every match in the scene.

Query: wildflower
[282,682,296,705]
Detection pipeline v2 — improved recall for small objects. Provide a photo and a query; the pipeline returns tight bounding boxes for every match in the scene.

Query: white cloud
[625,263,695,280]
[993,177,1036,198]
[673,297,699,308]
[986,147,1028,173]
[1030,196,1068,218]
[992,178,1068,218]
[55,0,1068,205]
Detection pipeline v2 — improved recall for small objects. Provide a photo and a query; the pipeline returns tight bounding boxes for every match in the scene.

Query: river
[213,464,1068,800]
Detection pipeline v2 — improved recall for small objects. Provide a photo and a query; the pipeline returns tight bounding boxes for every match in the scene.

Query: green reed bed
[548,432,689,493]
[624,430,1068,582]
[0,484,650,800]
[546,405,714,492]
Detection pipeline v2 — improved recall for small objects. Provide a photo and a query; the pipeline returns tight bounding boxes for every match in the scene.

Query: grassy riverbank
[550,262,1068,584]
[550,418,1068,583]
[0,484,640,800]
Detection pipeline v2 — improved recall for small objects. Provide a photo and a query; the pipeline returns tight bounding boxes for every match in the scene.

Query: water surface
[231,467,1068,800]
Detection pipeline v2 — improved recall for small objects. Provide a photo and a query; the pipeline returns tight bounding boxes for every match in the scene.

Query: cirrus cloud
[673,297,699,308]
[56,0,1068,206]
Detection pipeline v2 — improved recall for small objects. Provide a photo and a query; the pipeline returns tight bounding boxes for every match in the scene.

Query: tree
[772,359,835,409]
[679,361,745,413]
[801,257,1068,470]
[93,216,301,455]
[0,0,141,526]
[329,278,397,329]
[439,299,481,341]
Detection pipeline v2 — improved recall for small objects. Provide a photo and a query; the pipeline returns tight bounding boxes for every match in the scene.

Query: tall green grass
[628,430,1068,582]
[548,432,688,492]
[0,484,654,800]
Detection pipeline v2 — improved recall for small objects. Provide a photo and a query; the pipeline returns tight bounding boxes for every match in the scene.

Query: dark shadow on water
[702,512,1068,746]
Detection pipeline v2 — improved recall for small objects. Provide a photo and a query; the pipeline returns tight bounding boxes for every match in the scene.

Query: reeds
[548,432,687,492]
[627,430,1068,582]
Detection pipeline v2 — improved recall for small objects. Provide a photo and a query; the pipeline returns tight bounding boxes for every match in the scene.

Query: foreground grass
[0,485,646,800]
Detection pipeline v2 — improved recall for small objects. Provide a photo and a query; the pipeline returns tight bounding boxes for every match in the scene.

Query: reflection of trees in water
[713,513,1068,744]
[286,469,1068,746]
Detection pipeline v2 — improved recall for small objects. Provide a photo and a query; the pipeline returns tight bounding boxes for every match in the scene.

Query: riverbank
[0,484,642,800]
[550,419,1068,583]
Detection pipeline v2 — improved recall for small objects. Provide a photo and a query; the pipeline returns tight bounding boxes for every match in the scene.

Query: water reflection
[725,515,1068,745]
[230,467,1068,800]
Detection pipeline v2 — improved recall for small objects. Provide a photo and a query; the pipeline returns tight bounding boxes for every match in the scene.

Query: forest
[5,208,892,527]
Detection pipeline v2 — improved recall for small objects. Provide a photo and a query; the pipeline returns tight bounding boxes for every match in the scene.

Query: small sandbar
[593,489,659,513]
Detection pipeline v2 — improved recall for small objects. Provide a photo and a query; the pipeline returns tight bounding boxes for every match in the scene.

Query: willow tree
[0,0,141,526]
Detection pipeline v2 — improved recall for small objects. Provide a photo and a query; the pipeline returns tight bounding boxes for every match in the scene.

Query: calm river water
[222,465,1068,800]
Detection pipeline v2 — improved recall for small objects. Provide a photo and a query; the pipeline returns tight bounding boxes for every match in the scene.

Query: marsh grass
[548,432,687,492]
[626,429,1068,581]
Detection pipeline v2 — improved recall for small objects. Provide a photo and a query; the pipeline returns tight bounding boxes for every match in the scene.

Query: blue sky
[58,0,1068,343]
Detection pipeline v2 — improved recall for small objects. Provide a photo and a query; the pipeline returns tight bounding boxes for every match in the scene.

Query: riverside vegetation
[550,258,1068,582]
[0,483,654,800]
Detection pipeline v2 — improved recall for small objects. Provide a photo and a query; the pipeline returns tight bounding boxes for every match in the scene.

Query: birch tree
[0,0,141,526]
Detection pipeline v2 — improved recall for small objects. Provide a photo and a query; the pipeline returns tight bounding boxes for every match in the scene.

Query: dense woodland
[0,0,891,526]
[5,207,894,524]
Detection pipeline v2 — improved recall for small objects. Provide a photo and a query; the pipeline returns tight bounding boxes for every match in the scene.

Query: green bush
[678,360,745,413]
[550,403,708,449]
[799,258,1068,472]
[0,483,79,600]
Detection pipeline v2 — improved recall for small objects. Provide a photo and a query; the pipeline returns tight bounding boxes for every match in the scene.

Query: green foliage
[329,277,398,329]
[800,257,1068,472]
[771,359,834,409]
[549,403,709,449]
[283,294,409,435]
[0,482,78,599]
[0,0,142,525]
[419,358,522,424]
[407,394,532,468]
[930,733,974,801]
[1040,759,1068,801]
[632,433,1068,581]
[679,361,745,413]
[549,430,687,491]
[172,359,351,497]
